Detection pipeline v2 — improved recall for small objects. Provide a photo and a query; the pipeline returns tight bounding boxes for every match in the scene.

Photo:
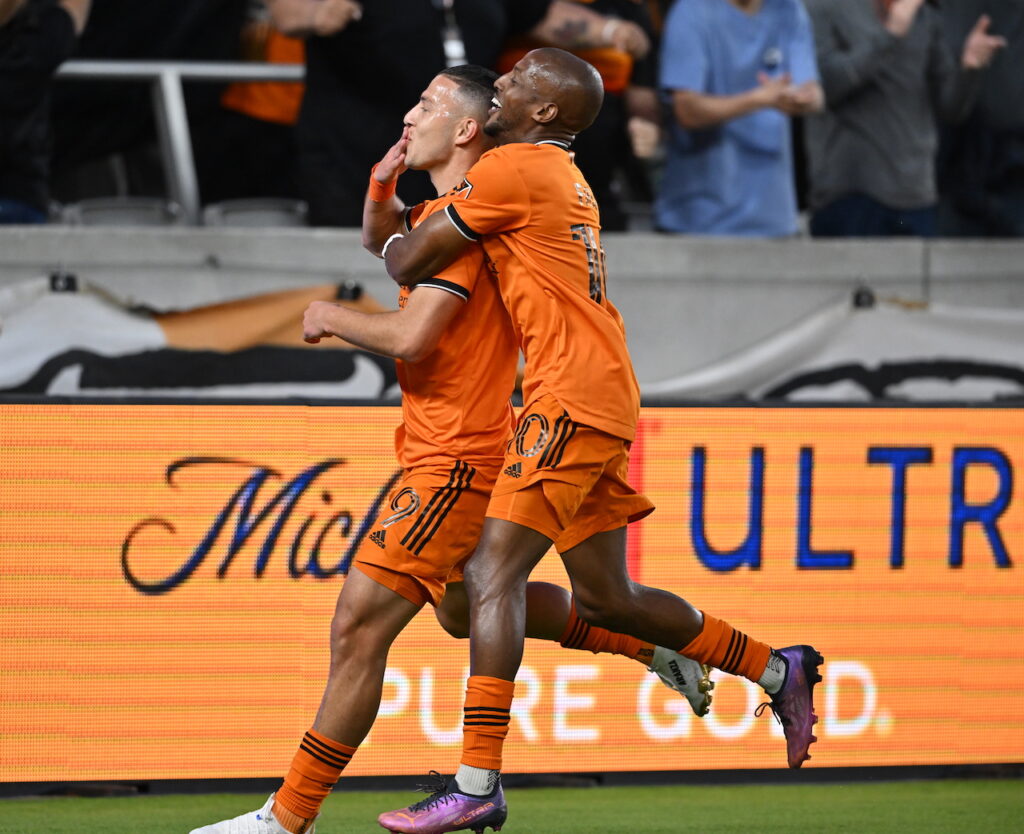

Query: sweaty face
[485,58,544,140]
[403,76,464,170]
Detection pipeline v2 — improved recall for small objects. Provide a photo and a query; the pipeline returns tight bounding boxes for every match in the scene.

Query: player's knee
[572,594,630,632]
[465,561,527,605]
[328,606,374,661]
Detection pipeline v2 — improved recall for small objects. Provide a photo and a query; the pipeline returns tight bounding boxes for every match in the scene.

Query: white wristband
[381,232,404,259]
[601,18,620,46]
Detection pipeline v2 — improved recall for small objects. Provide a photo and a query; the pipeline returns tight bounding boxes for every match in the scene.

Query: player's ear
[533,101,558,125]
[453,117,480,146]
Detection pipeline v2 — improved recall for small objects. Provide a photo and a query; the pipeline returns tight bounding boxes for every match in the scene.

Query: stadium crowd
[0,0,1020,236]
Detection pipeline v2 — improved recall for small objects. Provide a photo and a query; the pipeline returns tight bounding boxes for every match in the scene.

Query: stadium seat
[202,198,309,228]
[62,197,184,226]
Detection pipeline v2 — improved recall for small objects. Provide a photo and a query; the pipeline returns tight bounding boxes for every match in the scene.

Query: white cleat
[189,794,313,834]
[649,646,714,717]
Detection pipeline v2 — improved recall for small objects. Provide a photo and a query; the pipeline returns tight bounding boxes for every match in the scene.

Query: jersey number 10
[570,223,608,304]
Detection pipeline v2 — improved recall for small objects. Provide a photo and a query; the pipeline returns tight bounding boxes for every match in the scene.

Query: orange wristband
[368,164,398,202]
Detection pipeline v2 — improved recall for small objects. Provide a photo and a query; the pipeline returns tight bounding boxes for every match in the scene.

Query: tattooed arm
[529,0,650,59]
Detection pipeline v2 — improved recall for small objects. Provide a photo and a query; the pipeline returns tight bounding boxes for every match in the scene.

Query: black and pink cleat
[756,645,824,768]
[378,772,507,834]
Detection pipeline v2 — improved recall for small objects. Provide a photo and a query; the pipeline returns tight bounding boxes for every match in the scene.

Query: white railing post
[56,61,305,226]
[152,68,200,224]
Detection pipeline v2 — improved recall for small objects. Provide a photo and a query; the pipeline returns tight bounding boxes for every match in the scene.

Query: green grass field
[1,780,1021,834]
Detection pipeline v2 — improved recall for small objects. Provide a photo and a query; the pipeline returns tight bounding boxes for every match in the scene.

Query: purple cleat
[378,772,507,834]
[755,645,824,769]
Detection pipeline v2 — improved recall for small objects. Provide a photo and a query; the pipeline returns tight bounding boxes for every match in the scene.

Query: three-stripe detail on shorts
[400,460,476,555]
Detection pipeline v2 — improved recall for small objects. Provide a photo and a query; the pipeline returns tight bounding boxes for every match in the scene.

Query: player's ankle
[271,800,316,834]
[758,649,788,695]
[455,764,500,796]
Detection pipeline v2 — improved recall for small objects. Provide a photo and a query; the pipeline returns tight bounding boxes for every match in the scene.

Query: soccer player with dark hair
[189,62,711,834]
[377,48,824,834]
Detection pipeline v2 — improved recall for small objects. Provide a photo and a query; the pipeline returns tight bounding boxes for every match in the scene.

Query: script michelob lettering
[121,456,400,595]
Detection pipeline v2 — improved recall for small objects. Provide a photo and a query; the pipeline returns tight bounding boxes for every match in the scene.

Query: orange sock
[273,729,357,833]
[559,600,655,665]
[679,611,772,683]
[461,676,515,771]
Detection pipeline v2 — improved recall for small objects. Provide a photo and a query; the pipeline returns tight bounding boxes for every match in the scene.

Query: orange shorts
[486,394,654,552]
[353,461,494,608]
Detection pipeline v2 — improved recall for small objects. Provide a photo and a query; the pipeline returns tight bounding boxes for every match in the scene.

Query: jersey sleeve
[443,151,532,240]
[413,195,485,302]
[416,244,485,302]
[405,202,427,231]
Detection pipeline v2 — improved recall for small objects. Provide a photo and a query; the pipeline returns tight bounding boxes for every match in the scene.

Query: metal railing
[56,60,305,225]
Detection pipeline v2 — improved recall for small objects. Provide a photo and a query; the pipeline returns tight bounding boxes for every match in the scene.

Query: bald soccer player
[377,49,823,834]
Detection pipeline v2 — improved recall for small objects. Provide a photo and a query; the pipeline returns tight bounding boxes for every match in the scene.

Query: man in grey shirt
[803,0,1005,236]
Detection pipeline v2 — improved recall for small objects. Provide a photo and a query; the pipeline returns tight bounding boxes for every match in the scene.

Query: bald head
[485,47,605,145]
[523,48,604,134]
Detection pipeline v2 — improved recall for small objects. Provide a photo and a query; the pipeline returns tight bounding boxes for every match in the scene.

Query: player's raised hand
[961,14,1006,69]
[375,127,409,185]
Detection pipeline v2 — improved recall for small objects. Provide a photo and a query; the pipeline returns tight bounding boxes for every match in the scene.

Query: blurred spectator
[644,0,671,30]
[803,0,1006,238]
[497,0,660,230]
[655,0,823,237]
[938,0,1023,237]
[194,0,304,203]
[0,0,90,224]
[268,0,650,226]
[49,0,247,203]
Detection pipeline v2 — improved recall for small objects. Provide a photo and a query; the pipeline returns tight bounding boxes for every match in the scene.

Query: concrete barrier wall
[1,228,1021,384]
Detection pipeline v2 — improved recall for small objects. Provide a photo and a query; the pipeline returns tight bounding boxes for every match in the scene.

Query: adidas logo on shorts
[503,462,522,478]
[369,529,386,548]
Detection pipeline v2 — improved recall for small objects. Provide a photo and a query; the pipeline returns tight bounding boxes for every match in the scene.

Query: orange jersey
[444,142,640,441]
[393,191,518,471]
[221,31,304,126]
